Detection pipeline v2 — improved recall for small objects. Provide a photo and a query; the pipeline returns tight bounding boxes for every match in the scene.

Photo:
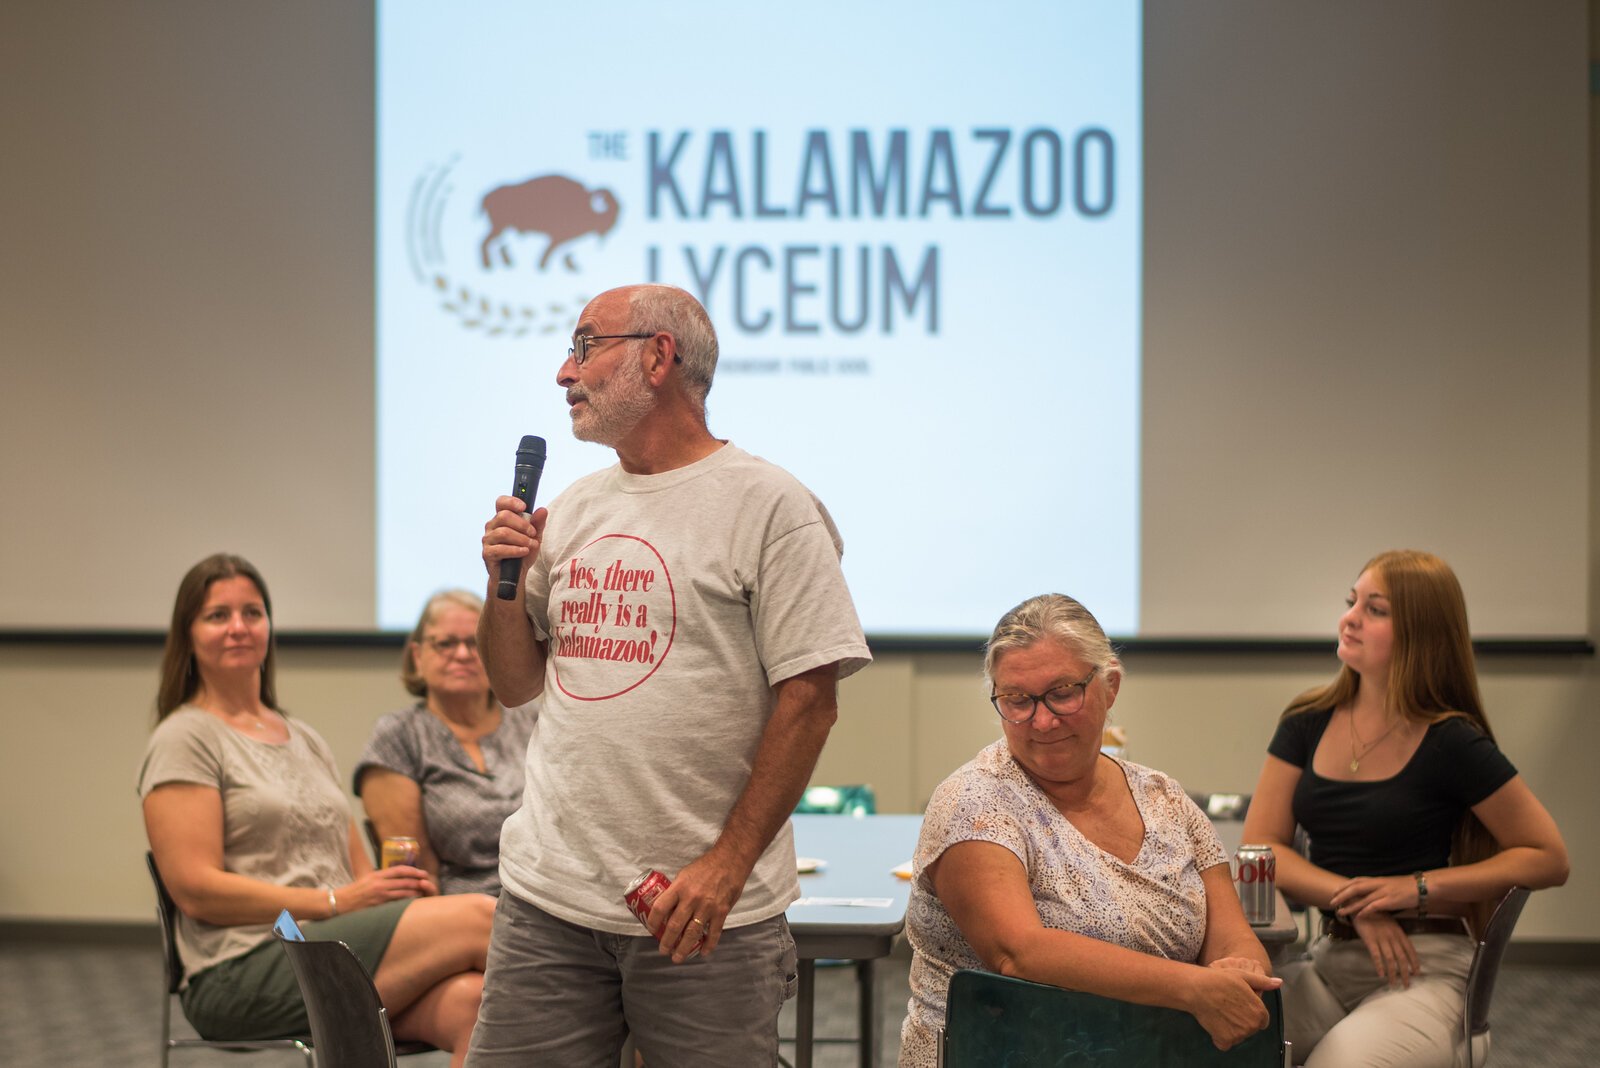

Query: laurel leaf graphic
[422,264,575,339]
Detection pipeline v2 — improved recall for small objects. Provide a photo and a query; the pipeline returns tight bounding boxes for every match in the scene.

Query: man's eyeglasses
[990,667,1098,724]
[567,332,683,367]
[422,636,478,655]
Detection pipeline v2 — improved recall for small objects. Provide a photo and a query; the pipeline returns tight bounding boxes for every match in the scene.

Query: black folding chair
[146,852,313,1066]
[273,910,437,1068]
[1460,886,1531,1068]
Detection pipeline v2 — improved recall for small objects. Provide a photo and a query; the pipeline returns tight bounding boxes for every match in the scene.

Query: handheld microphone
[496,435,547,600]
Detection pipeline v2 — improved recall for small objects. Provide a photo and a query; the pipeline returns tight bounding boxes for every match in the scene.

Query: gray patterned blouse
[353,701,538,895]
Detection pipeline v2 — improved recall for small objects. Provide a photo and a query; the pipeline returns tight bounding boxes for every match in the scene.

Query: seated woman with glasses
[355,589,538,895]
[897,594,1281,1068]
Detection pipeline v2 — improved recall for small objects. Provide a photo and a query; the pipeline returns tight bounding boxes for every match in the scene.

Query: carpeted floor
[2,935,1595,1066]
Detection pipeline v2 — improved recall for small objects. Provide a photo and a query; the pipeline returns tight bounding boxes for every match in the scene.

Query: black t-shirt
[1267,709,1516,880]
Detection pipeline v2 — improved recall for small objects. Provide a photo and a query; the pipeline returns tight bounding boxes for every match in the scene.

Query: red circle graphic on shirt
[549,533,677,701]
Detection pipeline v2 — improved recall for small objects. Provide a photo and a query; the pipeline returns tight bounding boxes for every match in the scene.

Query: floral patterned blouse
[897,741,1227,1067]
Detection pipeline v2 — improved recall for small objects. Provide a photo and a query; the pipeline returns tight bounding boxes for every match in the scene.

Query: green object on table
[794,783,876,816]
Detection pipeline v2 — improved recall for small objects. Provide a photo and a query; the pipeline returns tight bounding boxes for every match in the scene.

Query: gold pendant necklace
[1348,711,1396,772]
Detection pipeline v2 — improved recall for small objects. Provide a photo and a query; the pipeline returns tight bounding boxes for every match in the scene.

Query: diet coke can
[1234,844,1277,925]
[623,868,702,955]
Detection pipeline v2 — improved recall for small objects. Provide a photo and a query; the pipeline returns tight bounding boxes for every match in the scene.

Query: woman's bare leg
[372,893,494,1015]
[391,970,484,1067]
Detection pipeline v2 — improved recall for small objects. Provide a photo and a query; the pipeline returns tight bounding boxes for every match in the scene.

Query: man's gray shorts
[465,890,798,1067]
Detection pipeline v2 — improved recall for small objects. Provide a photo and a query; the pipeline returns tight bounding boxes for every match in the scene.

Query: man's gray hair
[982,593,1123,690]
[628,284,718,412]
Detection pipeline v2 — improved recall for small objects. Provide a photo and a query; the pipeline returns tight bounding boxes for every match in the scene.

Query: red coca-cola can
[1234,844,1277,925]
[623,868,702,956]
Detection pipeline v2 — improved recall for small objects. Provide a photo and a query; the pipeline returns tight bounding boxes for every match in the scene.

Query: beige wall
[0,640,1594,941]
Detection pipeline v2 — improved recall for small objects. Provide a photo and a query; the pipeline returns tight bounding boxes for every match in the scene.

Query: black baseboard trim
[1503,941,1600,967]
[0,920,157,945]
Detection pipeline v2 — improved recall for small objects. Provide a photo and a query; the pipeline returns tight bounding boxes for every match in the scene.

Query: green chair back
[942,968,1285,1067]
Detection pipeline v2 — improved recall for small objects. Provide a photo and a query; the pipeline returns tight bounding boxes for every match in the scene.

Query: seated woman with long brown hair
[1242,549,1569,1067]
[139,553,494,1066]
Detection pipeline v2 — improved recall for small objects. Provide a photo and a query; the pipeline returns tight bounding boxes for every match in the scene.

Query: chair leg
[159,994,171,1068]
[1460,1028,1489,1068]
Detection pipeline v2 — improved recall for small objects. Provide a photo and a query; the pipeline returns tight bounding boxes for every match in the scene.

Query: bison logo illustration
[404,157,621,339]
[480,175,620,272]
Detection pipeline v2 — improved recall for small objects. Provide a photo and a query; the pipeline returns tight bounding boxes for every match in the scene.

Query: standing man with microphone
[469,283,871,1067]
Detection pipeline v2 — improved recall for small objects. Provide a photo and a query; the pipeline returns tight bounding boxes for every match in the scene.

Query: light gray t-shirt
[138,707,355,985]
[501,443,872,933]
[353,701,537,895]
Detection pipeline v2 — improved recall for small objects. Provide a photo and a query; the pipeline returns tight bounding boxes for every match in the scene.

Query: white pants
[1283,932,1476,1067]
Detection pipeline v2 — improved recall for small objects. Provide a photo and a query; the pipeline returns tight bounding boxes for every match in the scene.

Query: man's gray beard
[571,355,655,446]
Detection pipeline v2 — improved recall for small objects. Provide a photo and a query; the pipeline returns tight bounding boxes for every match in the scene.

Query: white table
[786,813,922,1068]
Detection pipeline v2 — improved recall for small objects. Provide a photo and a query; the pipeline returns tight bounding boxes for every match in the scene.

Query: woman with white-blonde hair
[897,593,1280,1067]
